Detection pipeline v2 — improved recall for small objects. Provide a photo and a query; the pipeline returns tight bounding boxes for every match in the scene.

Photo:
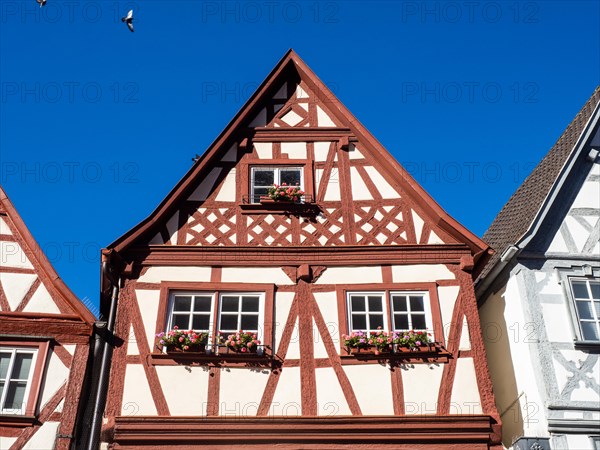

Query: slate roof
[477,86,600,284]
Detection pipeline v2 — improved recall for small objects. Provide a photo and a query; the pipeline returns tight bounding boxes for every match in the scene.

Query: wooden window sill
[0,414,37,428]
[148,350,280,369]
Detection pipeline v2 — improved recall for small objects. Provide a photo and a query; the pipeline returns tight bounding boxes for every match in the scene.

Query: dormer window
[250,166,303,203]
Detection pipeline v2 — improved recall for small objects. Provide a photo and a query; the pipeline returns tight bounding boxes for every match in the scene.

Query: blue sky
[1,0,599,313]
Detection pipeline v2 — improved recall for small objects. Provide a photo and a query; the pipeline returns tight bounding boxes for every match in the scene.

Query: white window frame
[166,291,266,344]
[217,292,265,340]
[390,291,434,333]
[346,291,388,333]
[568,277,600,342]
[166,292,216,335]
[250,166,304,203]
[0,347,38,415]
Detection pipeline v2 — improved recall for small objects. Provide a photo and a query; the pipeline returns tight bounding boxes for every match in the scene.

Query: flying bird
[36,0,46,6]
[121,10,134,32]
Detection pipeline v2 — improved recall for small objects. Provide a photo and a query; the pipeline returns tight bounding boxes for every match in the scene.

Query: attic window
[250,166,303,203]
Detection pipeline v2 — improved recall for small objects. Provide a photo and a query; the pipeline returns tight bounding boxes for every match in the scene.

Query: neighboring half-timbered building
[477,87,600,450]
[95,50,502,449]
[0,186,95,449]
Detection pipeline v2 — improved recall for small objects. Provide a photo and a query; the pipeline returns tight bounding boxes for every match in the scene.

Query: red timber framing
[0,187,94,448]
[99,50,501,448]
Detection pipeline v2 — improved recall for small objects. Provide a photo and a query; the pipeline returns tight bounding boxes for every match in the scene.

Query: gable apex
[0,185,95,323]
[107,50,490,269]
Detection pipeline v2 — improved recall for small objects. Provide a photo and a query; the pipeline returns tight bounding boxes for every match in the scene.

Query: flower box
[217,345,263,356]
[259,196,298,204]
[165,344,207,354]
[393,343,437,353]
[345,345,391,356]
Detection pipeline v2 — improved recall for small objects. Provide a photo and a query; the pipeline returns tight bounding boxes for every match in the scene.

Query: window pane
[4,381,27,411]
[11,354,32,380]
[253,170,274,186]
[219,314,238,331]
[242,296,259,312]
[412,315,427,330]
[368,296,383,311]
[173,296,191,312]
[351,314,367,330]
[252,187,269,198]
[172,314,190,330]
[0,381,3,401]
[572,281,590,299]
[394,314,409,330]
[192,315,210,331]
[581,322,600,341]
[221,296,239,312]
[595,301,600,318]
[351,296,365,312]
[369,314,384,329]
[590,282,600,300]
[279,169,301,186]
[576,301,594,320]
[193,296,212,312]
[409,296,425,312]
[0,353,10,379]
[392,296,407,312]
[240,315,259,331]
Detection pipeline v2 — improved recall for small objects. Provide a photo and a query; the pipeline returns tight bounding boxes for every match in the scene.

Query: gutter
[85,259,120,450]
[475,245,520,301]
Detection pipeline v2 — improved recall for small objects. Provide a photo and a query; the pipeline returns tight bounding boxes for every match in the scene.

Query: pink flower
[241,347,247,353]
[173,326,179,330]
[179,337,184,342]
[183,345,189,350]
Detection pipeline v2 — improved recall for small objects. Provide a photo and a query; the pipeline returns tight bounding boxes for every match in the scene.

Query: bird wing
[126,9,133,20]
[127,22,134,32]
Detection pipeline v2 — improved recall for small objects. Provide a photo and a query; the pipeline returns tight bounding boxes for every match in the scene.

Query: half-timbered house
[94,50,502,449]
[0,186,95,449]
[477,86,600,449]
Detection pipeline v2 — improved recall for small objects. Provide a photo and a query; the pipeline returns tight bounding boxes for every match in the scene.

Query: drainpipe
[86,260,120,450]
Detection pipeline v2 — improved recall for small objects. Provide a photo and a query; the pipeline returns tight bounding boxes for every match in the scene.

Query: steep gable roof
[106,50,489,266]
[478,86,600,284]
[0,185,95,323]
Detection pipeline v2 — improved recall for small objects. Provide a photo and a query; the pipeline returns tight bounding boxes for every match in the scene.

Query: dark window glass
[241,315,259,331]
[577,301,594,320]
[172,315,189,330]
[221,296,239,312]
[220,314,238,331]
[192,315,210,330]
[368,296,383,311]
[369,314,384,329]
[242,296,260,312]
[409,296,425,312]
[393,296,407,312]
[352,314,367,330]
[412,315,427,330]
[193,296,212,312]
[254,170,274,185]
[581,322,599,341]
[590,282,600,300]
[280,169,301,186]
[572,281,590,299]
[394,314,409,330]
[351,296,366,312]
[173,296,191,311]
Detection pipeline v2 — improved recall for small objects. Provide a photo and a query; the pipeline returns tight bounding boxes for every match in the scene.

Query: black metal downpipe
[85,260,120,450]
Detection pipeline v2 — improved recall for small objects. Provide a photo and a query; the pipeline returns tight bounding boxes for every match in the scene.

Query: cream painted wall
[155,366,210,415]
[342,364,394,414]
